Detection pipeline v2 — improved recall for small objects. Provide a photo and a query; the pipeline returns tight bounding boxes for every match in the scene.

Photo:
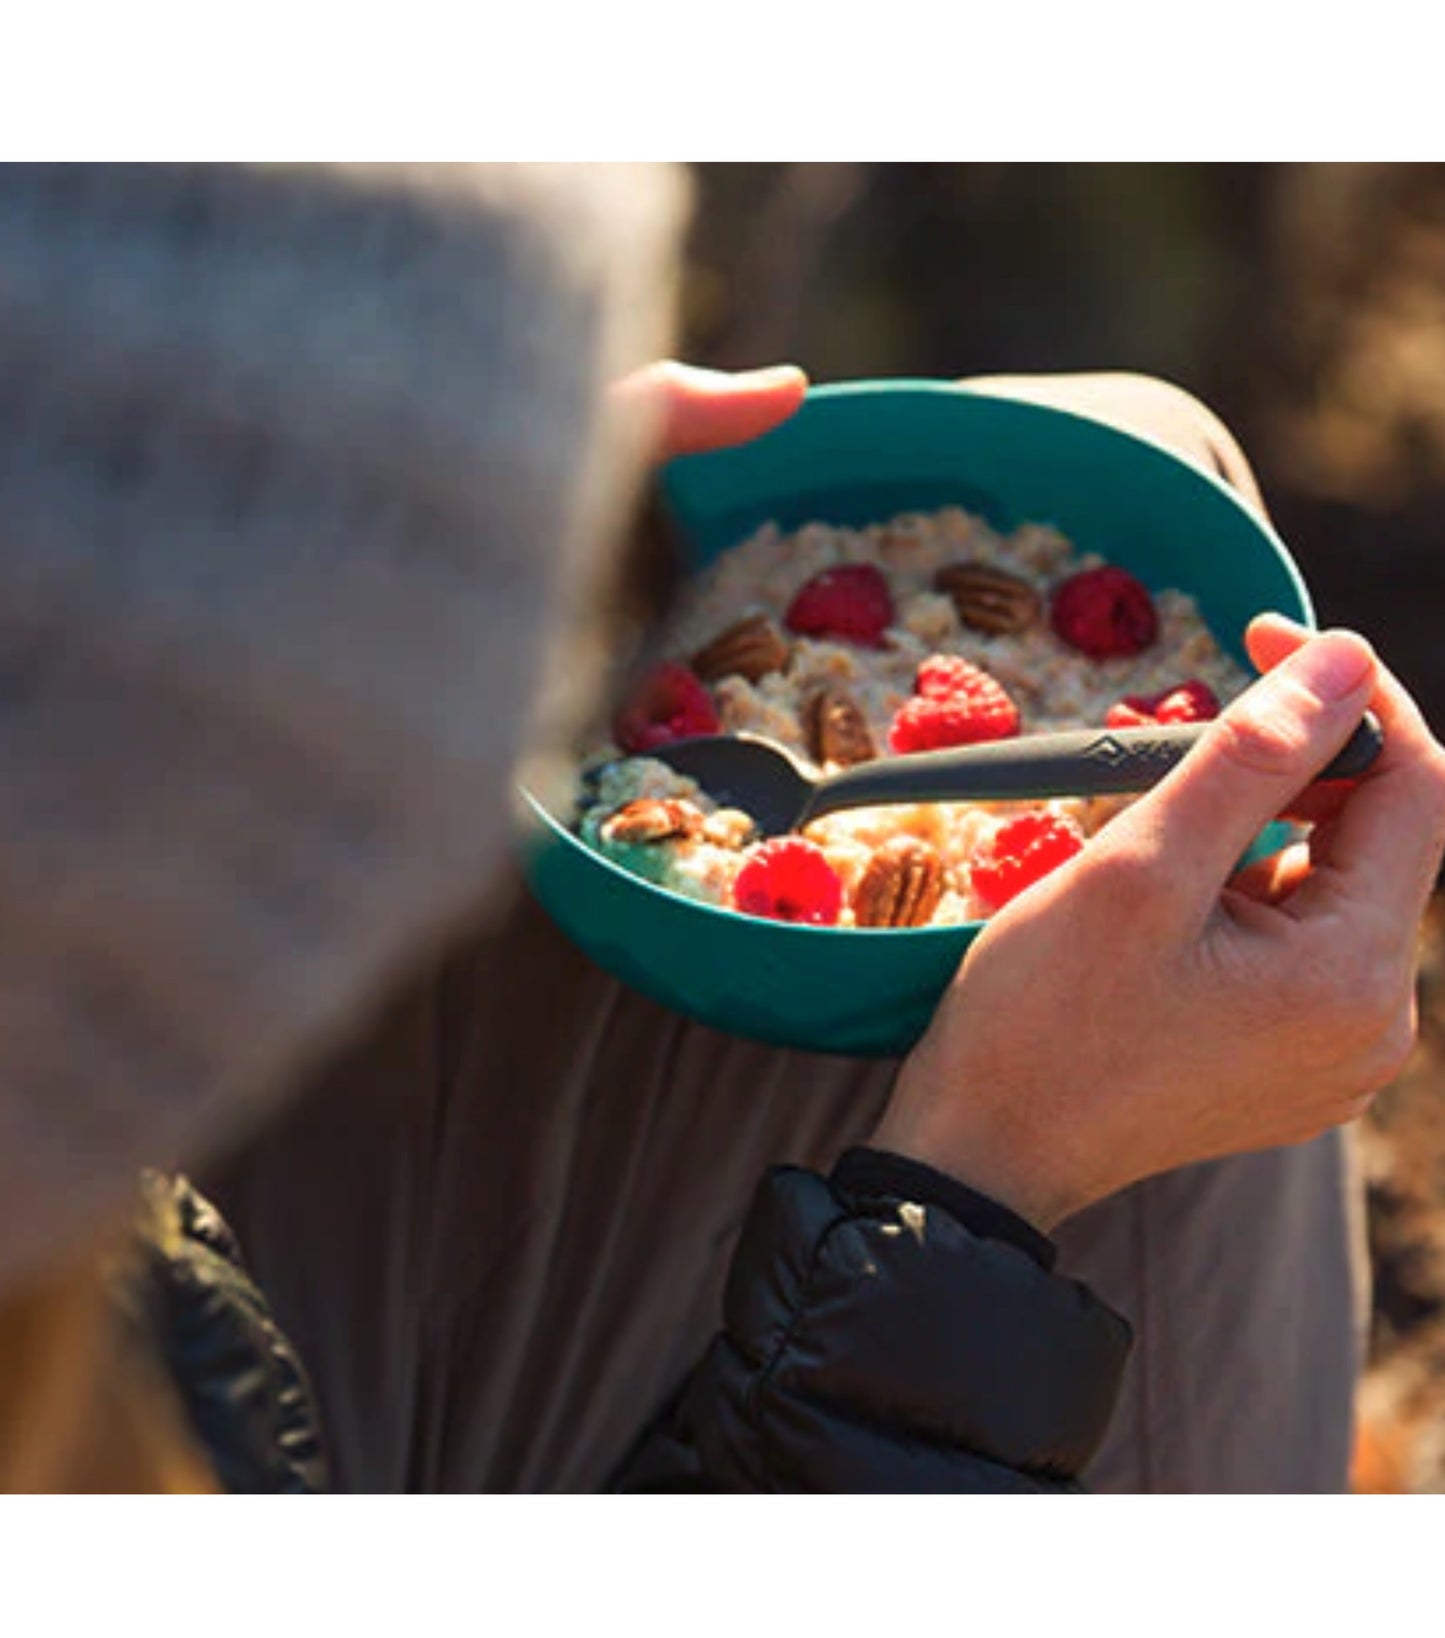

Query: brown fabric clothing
[205,373,1368,1493]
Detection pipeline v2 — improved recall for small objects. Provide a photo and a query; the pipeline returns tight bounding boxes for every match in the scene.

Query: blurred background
[678,162,1445,1491]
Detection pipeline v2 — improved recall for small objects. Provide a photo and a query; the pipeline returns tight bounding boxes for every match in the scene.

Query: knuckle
[1404,746,1445,819]
[1116,375,1230,442]
[1344,968,1404,1039]
[1334,983,1416,1083]
[1422,749,1445,836]
[1292,947,1400,1036]
[1387,746,1445,849]
[1275,937,1345,1006]
[1340,1089,1381,1127]
[1367,1006,1419,1086]
[1281,965,1335,1019]
[1360,957,1407,1019]
[1210,710,1310,783]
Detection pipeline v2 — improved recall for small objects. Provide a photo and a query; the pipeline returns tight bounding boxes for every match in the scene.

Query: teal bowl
[519,380,1314,1057]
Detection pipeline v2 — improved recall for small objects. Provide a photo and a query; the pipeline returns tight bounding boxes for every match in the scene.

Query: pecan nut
[803,686,877,768]
[852,836,946,928]
[933,562,1041,635]
[599,798,704,846]
[690,614,791,684]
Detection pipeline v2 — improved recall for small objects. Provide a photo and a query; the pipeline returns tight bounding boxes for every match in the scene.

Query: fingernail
[1255,610,1309,636]
[732,364,807,392]
[1291,629,1376,702]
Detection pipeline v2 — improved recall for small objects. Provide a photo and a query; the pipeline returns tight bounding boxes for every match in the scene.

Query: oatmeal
[572,505,1251,927]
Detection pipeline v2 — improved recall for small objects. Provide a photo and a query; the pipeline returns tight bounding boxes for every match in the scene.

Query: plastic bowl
[518,380,1313,1057]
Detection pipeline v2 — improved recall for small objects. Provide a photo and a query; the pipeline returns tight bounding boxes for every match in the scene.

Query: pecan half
[598,798,704,846]
[690,614,791,684]
[852,836,946,928]
[933,562,1041,635]
[803,686,877,768]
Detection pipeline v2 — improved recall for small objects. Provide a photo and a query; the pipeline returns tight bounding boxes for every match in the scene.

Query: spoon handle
[801,712,1384,824]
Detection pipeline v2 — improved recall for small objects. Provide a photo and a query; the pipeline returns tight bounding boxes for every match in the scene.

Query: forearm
[615,1157,1132,1493]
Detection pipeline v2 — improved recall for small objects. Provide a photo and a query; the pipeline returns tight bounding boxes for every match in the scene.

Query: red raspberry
[784,563,894,647]
[1050,566,1159,659]
[916,652,989,702]
[1104,678,1220,729]
[970,812,1086,913]
[889,658,1020,753]
[1152,680,1221,723]
[614,661,720,754]
[731,837,844,926]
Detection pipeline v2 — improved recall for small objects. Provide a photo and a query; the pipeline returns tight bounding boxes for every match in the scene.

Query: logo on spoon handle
[1080,734,1186,775]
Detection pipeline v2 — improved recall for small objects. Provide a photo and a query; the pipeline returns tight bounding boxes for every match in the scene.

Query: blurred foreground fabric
[0,162,682,1292]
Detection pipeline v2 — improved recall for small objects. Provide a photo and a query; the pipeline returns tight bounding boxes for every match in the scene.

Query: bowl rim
[519,377,1315,941]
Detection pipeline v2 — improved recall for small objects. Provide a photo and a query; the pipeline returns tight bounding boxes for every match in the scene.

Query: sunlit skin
[877,620,1445,1232]
[618,359,809,463]
[622,361,1445,1238]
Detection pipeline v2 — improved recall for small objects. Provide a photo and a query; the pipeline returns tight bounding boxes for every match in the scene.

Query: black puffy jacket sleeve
[617,1160,1132,1493]
[122,1173,328,1494]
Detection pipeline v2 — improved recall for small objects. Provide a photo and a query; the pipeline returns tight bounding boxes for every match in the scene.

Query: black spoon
[650,713,1384,838]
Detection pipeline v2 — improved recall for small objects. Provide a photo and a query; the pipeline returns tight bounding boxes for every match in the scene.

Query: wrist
[868,1104,1083,1237]
[832,1147,1059,1270]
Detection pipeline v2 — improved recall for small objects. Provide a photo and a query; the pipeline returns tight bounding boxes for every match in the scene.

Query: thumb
[1098,628,1379,897]
[612,361,808,464]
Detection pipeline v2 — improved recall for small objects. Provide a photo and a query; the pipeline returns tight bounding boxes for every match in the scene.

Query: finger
[1247,617,1367,825]
[613,360,808,464]
[1098,628,1379,901]
[1244,610,1309,675]
[1248,615,1385,822]
[1226,841,1313,906]
[1287,650,1445,930]
[1250,613,1440,785]
[1279,778,1358,827]
[1254,612,1445,923]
